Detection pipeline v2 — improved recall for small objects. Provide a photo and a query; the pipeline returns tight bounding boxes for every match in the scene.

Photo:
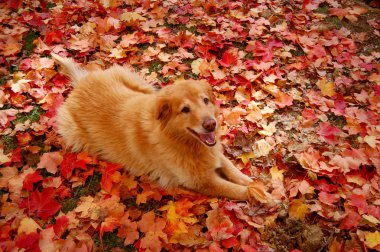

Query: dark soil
[264,218,328,252]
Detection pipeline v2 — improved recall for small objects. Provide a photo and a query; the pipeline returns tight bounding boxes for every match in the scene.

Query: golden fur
[53,54,252,200]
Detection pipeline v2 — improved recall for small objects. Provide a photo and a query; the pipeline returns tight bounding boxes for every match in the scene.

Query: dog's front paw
[236,173,253,186]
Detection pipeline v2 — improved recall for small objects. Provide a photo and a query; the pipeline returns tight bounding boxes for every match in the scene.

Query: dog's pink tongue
[199,132,216,146]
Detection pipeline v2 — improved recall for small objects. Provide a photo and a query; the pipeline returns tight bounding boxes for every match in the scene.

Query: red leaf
[317,122,342,144]
[51,74,70,88]
[100,217,120,239]
[221,236,238,248]
[15,232,41,252]
[53,215,69,237]
[302,0,311,9]
[60,153,87,179]
[217,51,237,67]
[100,162,122,192]
[348,194,368,214]
[11,147,22,163]
[21,188,61,220]
[19,58,32,71]
[318,191,340,205]
[274,92,293,108]
[23,171,43,191]
[302,108,317,120]
[340,208,361,230]
[44,30,64,45]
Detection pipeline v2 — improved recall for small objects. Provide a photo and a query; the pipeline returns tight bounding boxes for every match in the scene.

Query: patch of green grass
[0,76,7,86]
[46,2,56,9]
[94,232,137,252]
[9,64,19,74]
[122,198,162,214]
[22,30,40,56]
[86,172,102,196]
[61,197,79,213]
[149,60,163,73]
[290,48,306,56]
[325,16,342,29]
[1,135,17,154]
[244,52,253,59]
[14,106,44,124]
[157,75,170,83]
[187,26,200,35]
[185,71,198,80]
[315,5,329,14]
[137,43,150,50]
[164,21,186,32]
[233,41,247,51]
[74,186,86,197]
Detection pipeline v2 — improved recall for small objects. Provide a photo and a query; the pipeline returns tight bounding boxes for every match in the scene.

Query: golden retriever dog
[52,53,252,200]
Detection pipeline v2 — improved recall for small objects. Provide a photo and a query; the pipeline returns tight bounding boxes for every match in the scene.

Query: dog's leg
[220,155,253,186]
[199,174,249,200]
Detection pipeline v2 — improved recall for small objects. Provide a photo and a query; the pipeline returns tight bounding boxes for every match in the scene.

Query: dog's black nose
[202,118,216,132]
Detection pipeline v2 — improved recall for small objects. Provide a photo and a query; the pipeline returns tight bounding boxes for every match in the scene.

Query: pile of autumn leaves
[1,0,380,251]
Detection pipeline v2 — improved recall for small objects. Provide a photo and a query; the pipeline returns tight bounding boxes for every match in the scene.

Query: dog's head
[156,80,219,147]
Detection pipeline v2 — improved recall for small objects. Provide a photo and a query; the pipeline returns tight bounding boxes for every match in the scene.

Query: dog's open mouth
[187,128,216,147]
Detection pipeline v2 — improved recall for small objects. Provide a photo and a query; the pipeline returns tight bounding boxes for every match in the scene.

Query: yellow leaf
[363,135,379,148]
[258,122,276,136]
[248,179,270,203]
[18,217,41,234]
[191,58,202,75]
[252,139,274,158]
[317,77,336,97]
[289,199,309,221]
[120,12,146,23]
[270,166,284,181]
[238,152,254,165]
[307,170,318,181]
[364,231,380,249]
[362,215,380,225]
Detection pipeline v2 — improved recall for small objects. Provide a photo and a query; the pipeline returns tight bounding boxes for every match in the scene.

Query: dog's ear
[156,98,172,124]
[200,80,215,103]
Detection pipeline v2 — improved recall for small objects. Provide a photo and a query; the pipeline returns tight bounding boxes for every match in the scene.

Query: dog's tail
[51,53,87,84]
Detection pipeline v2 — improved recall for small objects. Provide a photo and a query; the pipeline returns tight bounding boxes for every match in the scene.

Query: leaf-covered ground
[1,0,380,251]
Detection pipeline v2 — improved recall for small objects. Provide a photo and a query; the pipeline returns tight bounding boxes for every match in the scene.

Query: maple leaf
[15,232,40,252]
[363,231,380,249]
[317,122,343,145]
[248,179,271,204]
[39,227,58,252]
[37,152,63,174]
[18,217,41,235]
[100,217,120,239]
[340,207,362,230]
[289,199,309,221]
[59,153,87,179]
[100,162,123,192]
[0,166,18,188]
[274,92,293,108]
[22,170,43,191]
[53,215,69,237]
[21,187,61,220]
[317,77,336,97]
[318,191,340,205]
[348,194,368,214]
[118,212,139,246]
[138,211,168,252]
[217,51,237,67]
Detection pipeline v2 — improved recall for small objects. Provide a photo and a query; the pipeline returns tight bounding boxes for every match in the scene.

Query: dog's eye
[203,97,209,104]
[181,106,190,113]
